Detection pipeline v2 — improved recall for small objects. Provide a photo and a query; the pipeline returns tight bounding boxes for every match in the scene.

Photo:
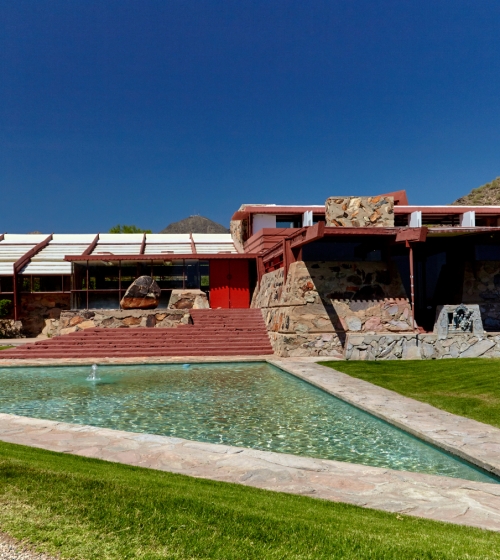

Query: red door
[209,260,250,308]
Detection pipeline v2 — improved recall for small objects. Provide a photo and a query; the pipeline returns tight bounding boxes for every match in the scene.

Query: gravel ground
[0,533,59,560]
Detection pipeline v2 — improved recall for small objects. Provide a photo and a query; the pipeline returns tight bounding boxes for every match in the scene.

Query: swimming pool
[0,362,496,483]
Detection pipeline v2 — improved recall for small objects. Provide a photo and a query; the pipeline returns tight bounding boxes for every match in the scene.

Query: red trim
[65,253,258,262]
[395,228,428,243]
[13,234,53,274]
[378,190,409,205]
[82,234,99,255]
[232,206,325,221]
[395,206,500,215]
[139,234,146,255]
[13,234,53,320]
[231,191,409,220]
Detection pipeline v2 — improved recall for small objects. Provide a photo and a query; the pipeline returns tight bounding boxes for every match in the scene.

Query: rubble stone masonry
[325,196,394,228]
[252,260,413,357]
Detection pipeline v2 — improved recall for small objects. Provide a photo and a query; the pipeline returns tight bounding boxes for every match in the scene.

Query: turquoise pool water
[0,362,496,483]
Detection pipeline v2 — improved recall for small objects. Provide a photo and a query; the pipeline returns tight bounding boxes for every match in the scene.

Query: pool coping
[270,359,500,478]
[0,356,499,531]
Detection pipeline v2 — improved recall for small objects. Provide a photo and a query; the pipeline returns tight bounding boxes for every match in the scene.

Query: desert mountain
[452,177,500,206]
[160,215,229,234]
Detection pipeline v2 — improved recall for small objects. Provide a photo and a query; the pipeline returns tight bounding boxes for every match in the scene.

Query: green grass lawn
[320,358,500,428]
[1,441,499,559]
[0,345,13,350]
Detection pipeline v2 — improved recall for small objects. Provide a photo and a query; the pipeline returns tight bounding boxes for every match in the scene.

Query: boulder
[167,289,209,310]
[120,276,161,310]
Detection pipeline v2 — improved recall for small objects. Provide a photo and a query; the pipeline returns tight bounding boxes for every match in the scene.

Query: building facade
[2,190,500,359]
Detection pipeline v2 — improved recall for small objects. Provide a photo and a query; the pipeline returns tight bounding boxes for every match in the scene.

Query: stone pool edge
[1,411,500,532]
[271,359,500,479]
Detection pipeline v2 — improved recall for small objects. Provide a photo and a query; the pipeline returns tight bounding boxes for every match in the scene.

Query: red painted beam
[13,234,53,321]
[395,227,428,243]
[395,206,500,215]
[82,234,99,256]
[13,234,53,274]
[65,253,258,261]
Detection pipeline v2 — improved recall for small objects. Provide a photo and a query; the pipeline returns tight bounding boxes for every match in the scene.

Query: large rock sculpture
[120,276,161,310]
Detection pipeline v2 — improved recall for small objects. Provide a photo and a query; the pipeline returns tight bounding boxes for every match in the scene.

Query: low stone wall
[45,309,192,337]
[268,332,344,358]
[345,332,500,360]
[19,293,70,337]
[0,319,23,339]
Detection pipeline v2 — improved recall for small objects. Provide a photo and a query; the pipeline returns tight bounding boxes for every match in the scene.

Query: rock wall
[268,332,344,358]
[229,218,248,253]
[19,293,71,337]
[346,332,500,360]
[325,196,394,228]
[0,319,23,339]
[462,261,500,330]
[252,260,413,356]
[48,309,192,337]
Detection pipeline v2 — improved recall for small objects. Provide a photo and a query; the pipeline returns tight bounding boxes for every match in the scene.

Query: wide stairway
[0,309,274,359]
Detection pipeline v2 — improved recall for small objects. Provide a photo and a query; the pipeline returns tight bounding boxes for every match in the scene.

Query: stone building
[3,190,500,359]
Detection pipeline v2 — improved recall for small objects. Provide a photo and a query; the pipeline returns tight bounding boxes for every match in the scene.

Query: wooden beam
[288,221,325,250]
[140,233,146,255]
[13,234,53,321]
[65,253,258,262]
[82,234,99,256]
[395,227,428,243]
[189,233,197,254]
[13,234,53,274]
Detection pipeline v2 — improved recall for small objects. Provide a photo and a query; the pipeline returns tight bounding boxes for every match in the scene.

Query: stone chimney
[325,196,394,227]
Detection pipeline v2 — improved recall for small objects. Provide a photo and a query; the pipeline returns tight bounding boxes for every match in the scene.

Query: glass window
[153,261,185,289]
[200,261,209,289]
[475,245,500,261]
[0,276,14,293]
[185,260,200,289]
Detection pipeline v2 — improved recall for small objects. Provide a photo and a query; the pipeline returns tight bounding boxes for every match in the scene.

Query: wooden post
[407,241,416,332]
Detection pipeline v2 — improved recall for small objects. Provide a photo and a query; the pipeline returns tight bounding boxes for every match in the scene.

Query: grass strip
[0,346,13,351]
[320,358,500,428]
[0,441,500,559]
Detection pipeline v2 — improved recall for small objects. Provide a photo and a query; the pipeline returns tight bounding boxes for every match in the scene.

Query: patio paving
[0,357,499,531]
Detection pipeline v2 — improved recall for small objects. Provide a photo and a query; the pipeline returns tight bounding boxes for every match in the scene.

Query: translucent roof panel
[192,233,237,254]
[144,243,192,255]
[1,234,48,244]
[51,234,96,243]
[22,242,91,274]
[0,237,44,275]
[191,234,233,243]
[195,244,238,254]
[145,234,191,255]
[91,243,142,256]
[98,234,144,243]
[146,234,191,242]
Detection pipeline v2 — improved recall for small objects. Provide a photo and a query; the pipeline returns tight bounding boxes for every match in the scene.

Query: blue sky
[1,0,500,233]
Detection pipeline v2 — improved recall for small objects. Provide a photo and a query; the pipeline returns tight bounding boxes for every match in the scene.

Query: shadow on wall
[463,261,500,331]
[252,260,413,357]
